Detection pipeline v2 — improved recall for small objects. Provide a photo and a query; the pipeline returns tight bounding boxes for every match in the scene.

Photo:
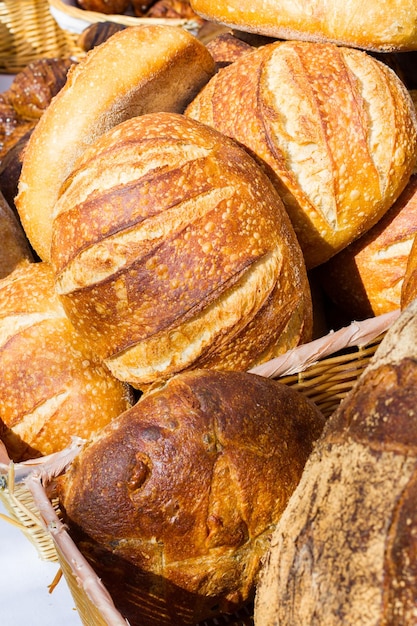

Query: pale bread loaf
[51,112,312,389]
[190,0,417,52]
[186,41,417,268]
[15,25,215,261]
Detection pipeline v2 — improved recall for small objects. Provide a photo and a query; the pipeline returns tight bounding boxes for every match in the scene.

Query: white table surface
[0,499,82,625]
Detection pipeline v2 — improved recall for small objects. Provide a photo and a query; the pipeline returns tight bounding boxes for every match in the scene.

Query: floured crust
[186,41,417,268]
[190,0,417,52]
[51,112,312,389]
[15,25,215,262]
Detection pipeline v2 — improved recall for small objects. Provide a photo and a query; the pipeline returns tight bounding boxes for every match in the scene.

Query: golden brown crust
[318,174,417,319]
[8,57,75,120]
[401,234,417,309]
[77,0,130,13]
[50,112,312,389]
[190,0,417,52]
[15,25,216,261]
[206,32,254,69]
[0,262,134,461]
[254,299,417,625]
[186,41,417,268]
[58,368,325,624]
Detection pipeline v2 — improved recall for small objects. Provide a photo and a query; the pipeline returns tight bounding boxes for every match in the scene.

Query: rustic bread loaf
[189,0,417,52]
[50,112,312,389]
[15,25,216,262]
[186,41,417,268]
[317,174,417,319]
[57,368,325,625]
[0,261,134,462]
[254,298,417,626]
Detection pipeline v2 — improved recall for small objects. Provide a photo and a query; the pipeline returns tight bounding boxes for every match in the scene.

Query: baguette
[16,25,215,261]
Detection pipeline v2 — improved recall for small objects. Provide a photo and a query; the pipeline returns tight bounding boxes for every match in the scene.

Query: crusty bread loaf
[190,0,417,52]
[318,174,417,319]
[57,368,325,625]
[15,25,216,262]
[50,112,312,389]
[0,192,33,278]
[186,41,417,268]
[254,298,417,626]
[0,261,133,462]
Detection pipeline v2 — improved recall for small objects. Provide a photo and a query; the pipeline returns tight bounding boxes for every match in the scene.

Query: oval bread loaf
[186,41,417,268]
[57,368,325,625]
[50,112,313,389]
[15,25,216,262]
[0,261,134,461]
[254,298,417,626]
[189,0,417,52]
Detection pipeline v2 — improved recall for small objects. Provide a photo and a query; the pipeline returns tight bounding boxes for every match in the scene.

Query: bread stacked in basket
[1,7,417,625]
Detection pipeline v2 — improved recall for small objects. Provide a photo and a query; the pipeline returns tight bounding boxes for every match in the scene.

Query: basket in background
[0,0,85,74]
[0,311,399,625]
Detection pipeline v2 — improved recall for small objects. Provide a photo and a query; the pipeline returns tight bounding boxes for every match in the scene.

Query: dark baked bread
[57,368,325,625]
[51,112,312,389]
[0,192,33,279]
[0,261,134,462]
[186,41,417,268]
[254,298,417,625]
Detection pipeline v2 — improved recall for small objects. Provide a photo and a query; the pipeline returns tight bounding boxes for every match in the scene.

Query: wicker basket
[0,0,85,73]
[0,310,399,626]
[48,0,198,34]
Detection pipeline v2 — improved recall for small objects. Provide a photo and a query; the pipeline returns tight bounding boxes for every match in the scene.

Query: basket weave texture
[0,0,84,73]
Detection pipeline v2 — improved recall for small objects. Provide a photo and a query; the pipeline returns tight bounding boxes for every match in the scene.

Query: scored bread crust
[15,25,216,262]
[186,41,417,268]
[0,262,133,461]
[190,0,417,52]
[51,112,312,389]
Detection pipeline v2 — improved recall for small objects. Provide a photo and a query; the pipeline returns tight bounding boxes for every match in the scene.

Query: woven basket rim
[48,0,197,28]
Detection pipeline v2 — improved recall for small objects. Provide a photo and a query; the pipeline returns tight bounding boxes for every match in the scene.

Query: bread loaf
[0,262,134,462]
[50,112,312,389]
[186,41,417,268]
[57,368,325,625]
[318,173,417,319]
[190,0,417,52]
[254,298,417,626]
[15,25,216,261]
[0,192,33,278]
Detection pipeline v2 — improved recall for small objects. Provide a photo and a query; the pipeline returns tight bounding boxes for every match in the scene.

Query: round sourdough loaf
[189,0,417,52]
[15,25,216,262]
[185,41,417,268]
[0,261,133,462]
[50,112,312,389]
[57,368,325,625]
[317,174,417,319]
